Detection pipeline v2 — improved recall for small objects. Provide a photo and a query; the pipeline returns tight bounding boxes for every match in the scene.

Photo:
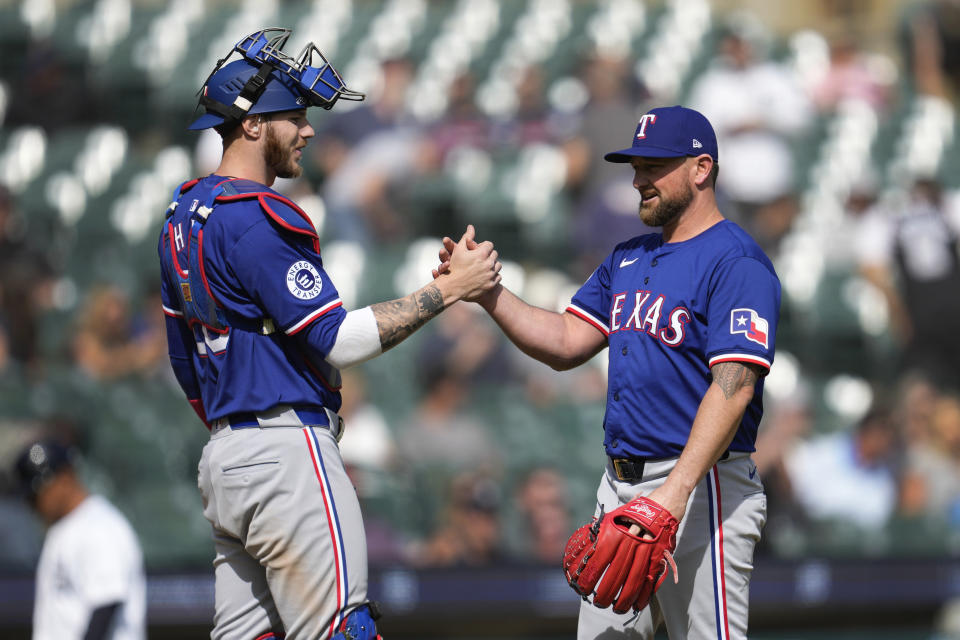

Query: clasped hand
[433,225,501,302]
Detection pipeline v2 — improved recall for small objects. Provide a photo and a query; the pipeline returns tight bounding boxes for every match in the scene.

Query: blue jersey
[567,220,780,459]
[158,175,346,423]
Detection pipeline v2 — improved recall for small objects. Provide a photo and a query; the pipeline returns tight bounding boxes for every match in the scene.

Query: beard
[639,181,694,227]
[264,124,303,179]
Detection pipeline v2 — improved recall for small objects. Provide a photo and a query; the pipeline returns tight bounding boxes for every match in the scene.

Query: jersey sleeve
[566,253,615,336]
[228,221,347,357]
[705,257,780,371]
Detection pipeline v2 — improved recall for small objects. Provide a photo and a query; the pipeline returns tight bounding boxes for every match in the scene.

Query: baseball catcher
[161,27,500,640]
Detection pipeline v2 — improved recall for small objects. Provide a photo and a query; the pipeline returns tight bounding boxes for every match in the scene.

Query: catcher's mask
[188,28,364,131]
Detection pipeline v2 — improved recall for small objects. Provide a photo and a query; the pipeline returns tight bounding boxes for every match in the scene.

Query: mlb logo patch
[730,308,768,349]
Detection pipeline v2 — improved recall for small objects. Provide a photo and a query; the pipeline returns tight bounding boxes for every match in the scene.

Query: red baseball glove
[562,496,679,614]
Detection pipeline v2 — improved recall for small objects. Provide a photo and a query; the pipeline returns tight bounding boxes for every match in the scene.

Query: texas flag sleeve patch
[730,308,769,349]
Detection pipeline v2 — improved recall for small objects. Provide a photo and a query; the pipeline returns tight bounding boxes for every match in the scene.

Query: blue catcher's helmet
[189,28,364,131]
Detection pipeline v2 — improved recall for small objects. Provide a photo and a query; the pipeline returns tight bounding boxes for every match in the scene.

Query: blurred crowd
[3,0,960,574]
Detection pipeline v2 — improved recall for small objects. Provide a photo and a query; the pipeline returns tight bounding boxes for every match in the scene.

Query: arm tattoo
[371,284,445,351]
[711,361,760,400]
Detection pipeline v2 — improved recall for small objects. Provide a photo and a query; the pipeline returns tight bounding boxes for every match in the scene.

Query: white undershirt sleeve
[325,306,382,369]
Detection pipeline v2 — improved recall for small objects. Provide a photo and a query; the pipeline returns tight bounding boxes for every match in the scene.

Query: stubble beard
[639,181,694,228]
[264,125,303,179]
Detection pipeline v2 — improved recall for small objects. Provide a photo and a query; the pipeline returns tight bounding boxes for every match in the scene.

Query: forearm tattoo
[711,361,760,400]
[371,285,445,351]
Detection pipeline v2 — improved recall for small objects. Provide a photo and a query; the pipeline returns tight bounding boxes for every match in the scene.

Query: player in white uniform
[15,440,146,640]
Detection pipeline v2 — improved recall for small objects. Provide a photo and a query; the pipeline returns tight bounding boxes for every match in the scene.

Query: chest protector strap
[164,179,283,336]
[184,182,231,331]
[163,179,230,332]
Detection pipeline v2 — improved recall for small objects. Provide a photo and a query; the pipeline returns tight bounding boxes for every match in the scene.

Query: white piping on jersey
[708,353,771,370]
[162,304,183,317]
[565,303,610,335]
[286,298,343,335]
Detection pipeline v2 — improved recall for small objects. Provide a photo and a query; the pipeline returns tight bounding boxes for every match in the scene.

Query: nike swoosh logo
[748,466,758,479]
[620,257,639,268]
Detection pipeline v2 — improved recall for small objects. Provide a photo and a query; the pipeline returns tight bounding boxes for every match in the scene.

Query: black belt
[610,451,730,482]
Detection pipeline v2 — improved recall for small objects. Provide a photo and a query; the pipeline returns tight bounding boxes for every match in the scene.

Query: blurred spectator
[338,369,397,479]
[854,177,960,389]
[0,186,56,376]
[71,285,166,382]
[14,438,146,640]
[409,472,506,567]
[308,57,426,244]
[0,260,56,377]
[424,71,492,163]
[491,63,578,150]
[0,185,26,271]
[900,391,960,526]
[315,59,428,245]
[753,388,815,554]
[901,0,960,100]
[0,319,9,375]
[510,466,571,565]
[784,404,899,529]
[319,57,415,149]
[337,369,406,566]
[566,52,652,270]
[7,39,93,130]
[416,302,515,387]
[896,370,942,445]
[687,20,813,253]
[809,35,892,113]
[318,129,428,244]
[826,172,880,269]
[133,285,174,381]
[395,331,501,474]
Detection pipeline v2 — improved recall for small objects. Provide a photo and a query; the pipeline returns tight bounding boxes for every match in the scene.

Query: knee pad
[331,602,383,640]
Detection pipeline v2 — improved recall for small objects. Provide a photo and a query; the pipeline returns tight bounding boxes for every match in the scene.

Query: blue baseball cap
[604,105,718,164]
[15,440,74,503]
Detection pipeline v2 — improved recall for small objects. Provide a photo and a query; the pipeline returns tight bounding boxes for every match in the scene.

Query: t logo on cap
[605,105,718,165]
[636,114,657,139]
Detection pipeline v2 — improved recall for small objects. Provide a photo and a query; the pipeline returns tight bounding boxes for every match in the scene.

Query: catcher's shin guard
[331,602,383,640]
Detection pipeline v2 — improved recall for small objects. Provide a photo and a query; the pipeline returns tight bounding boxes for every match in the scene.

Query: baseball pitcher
[436,105,779,639]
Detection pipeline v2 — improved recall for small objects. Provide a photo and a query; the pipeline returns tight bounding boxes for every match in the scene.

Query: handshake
[429,224,502,305]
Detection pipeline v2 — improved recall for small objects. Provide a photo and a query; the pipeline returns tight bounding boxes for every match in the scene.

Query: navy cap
[15,440,74,503]
[604,105,718,164]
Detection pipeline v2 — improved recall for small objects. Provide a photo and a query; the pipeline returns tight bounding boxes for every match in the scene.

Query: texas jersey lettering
[608,290,691,347]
